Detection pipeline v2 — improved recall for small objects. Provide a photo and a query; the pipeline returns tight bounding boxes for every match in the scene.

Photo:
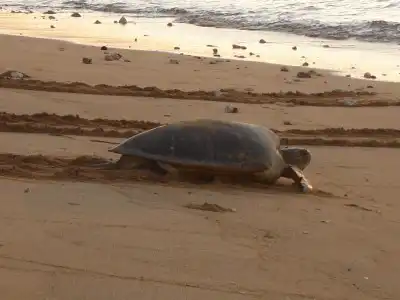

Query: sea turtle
[101,119,313,192]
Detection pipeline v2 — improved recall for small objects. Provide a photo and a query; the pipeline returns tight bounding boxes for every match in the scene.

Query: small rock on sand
[118,16,127,25]
[174,46,180,50]
[50,25,55,28]
[283,121,293,125]
[184,202,236,213]
[213,48,218,55]
[100,46,108,50]
[167,22,173,27]
[297,71,312,78]
[0,70,30,80]
[94,20,101,24]
[43,10,56,14]
[302,62,309,67]
[225,105,239,113]
[71,12,81,17]
[364,72,376,79]
[169,59,179,64]
[322,44,330,48]
[82,57,92,64]
[105,53,122,61]
[292,46,297,50]
[48,16,55,20]
[280,66,289,72]
[259,39,266,44]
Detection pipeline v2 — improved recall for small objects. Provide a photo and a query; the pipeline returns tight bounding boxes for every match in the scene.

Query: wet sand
[0,32,399,299]
[1,34,400,95]
[1,10,400,81]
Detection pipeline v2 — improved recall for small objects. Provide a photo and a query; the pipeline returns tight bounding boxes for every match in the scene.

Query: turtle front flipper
[281,165,313,193]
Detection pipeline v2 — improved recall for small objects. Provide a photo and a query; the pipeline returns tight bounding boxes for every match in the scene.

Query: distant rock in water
[232,44,246,50]
[118,16,127,25]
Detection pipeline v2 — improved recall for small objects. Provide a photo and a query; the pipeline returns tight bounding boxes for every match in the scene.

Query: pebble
[169,59,179,64]
[50,25,55,28]
[174,46,180,50]
[43,10,56,14]
[259,39,266,44]
[100,46,108,50]
[48,16,55,20]
[94,20,101,24]
[71,12,81,17]
[167,22,173,27]
[302,62,309,67]
[292,46,297,51]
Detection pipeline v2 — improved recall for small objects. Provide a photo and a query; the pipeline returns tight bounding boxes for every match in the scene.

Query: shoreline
[0,10,399,83]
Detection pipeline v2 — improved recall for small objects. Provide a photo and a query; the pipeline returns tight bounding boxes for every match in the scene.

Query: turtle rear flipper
[281,165,313,193]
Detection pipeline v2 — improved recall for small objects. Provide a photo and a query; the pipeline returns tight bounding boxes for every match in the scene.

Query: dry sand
[0,33,399,300]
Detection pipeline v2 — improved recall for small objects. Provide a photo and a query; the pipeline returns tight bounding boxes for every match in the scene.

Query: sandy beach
[0,13,400,300]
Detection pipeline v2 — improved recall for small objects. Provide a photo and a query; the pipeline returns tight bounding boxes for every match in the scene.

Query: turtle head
[280,147,311,170]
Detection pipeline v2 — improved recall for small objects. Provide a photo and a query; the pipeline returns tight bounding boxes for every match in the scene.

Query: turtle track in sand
[1,112,400,148]
[0,153,332,196]
[0,78,398,107]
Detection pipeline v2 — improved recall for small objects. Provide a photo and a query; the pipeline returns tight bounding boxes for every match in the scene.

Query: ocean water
[1,0,400,44]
